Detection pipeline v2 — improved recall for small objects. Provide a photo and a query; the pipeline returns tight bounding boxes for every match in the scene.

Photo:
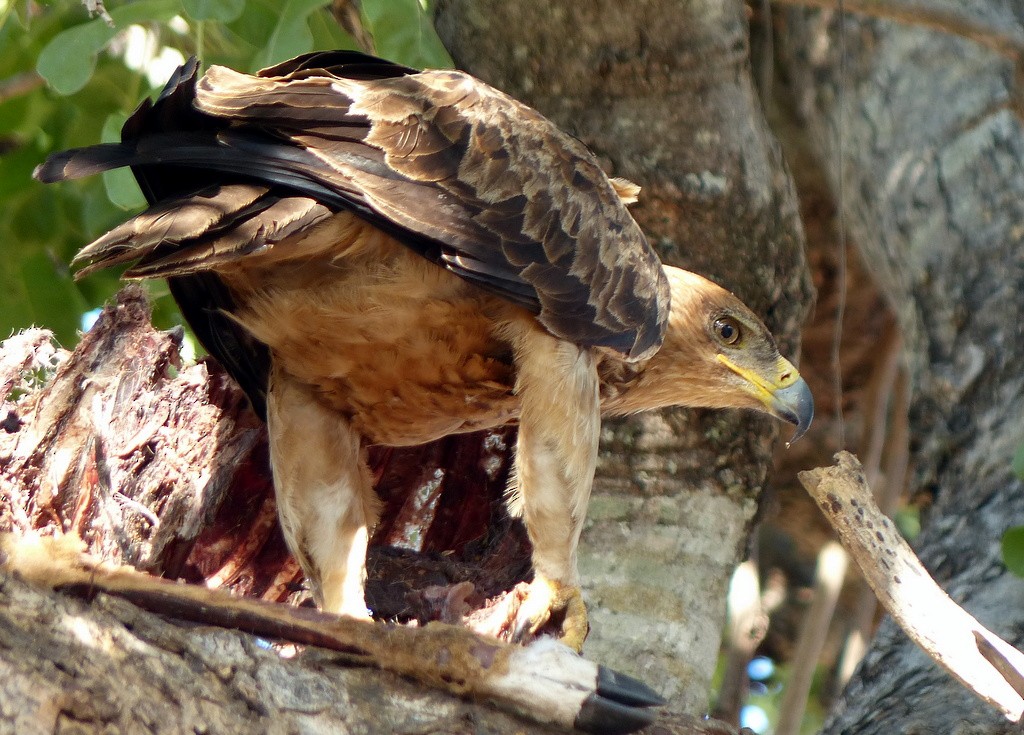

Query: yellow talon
[513,575,589,652]
[557,589,588,652]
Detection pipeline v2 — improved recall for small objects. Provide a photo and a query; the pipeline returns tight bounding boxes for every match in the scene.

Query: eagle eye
[714,317,742,346]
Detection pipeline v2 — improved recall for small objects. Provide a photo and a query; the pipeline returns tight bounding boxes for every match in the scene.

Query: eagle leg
[266,364,380,618]
[507,324,601,652]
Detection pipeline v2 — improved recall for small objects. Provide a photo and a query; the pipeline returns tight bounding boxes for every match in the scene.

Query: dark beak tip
[776,378,814,447]
[786,415,813,448]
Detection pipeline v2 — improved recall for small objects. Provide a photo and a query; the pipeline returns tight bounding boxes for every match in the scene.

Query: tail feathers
[72,183,333,281]
[33,143,137,184]
[72,184,271,277]
[126,193,332,278]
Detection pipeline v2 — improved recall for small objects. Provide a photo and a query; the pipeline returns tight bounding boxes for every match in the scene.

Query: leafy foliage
[1001,446,1024,577]
[1013,444,1024,482]
[1002,526,1024,578]
[0,0,451,347]
[361,0,451,67]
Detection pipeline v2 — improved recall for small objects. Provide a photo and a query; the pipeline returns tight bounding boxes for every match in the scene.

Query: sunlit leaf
[225,0,279,58]
[1002,527,1024,577]
[252,0,330,70]
[360,0,452,69]
[37,0,180,95]
[36,15,115,95]
[307,6,358,52]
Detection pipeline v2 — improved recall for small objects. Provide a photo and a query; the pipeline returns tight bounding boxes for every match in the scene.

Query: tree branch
[0,531,666,734]
[799,452,1024,722]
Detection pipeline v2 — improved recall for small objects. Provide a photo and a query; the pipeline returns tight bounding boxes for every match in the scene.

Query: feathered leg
[266,364,380,617]
[507,324,601,651]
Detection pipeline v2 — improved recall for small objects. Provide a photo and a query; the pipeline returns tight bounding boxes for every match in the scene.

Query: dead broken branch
[0,532,666,735]
[799,452,1024,722]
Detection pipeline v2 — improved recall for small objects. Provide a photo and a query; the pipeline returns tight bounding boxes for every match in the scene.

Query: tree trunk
[435,0,813,712]
[773,4,1024,732]
[0,2,813,731]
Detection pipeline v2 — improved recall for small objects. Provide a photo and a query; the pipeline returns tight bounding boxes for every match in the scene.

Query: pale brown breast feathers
[221,213,519,446]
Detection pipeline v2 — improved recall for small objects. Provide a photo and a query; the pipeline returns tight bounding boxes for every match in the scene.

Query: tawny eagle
[36,51,812,652]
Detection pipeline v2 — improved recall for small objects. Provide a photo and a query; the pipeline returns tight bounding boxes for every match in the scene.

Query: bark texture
[0,291,265,578]
[0,290,742,735]
[434,0,813,712]
[775,4,1024,732]
[0,569,567,735]
[0,2,815,729]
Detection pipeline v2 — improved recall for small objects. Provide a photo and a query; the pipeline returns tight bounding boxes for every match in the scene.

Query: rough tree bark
[1,291,735,735]
[773,3,1024,732]
[0,1,813,731]
[435,0,813,712]
[0,293,563,734]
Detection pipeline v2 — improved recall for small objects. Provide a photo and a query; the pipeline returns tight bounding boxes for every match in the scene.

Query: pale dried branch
[836,364,910,686]
[800,452,1024,722]
[0,532,671,734]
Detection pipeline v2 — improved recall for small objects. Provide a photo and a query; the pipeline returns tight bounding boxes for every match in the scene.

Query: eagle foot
[511,575,589,652]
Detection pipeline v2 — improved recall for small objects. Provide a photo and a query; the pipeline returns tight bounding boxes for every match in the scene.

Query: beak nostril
[780,372,792,383]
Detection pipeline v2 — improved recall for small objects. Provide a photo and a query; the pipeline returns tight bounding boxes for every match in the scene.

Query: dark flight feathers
[35,51,671,415]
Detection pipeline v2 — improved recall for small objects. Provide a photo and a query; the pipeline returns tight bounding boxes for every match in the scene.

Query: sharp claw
[510,608,541,644]
[595,665,666,707]
[574,692,658,734]
[509,575,589,650]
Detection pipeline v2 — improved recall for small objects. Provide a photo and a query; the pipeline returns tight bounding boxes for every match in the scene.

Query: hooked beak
[716,354,814,446]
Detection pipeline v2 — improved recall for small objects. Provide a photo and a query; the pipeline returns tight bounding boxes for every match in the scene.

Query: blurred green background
[0,0,451,347]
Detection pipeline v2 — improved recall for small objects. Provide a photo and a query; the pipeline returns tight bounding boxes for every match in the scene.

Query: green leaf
[17,250,88,345]
[360,0,452,69]
[183,0,246,23]
[251,0,330,70]
[1002,527,1024,577]
[1013,444,1024,480]
[11,189,60,245]
[37,0,180,95]
[0,141,42,201]
[893,505,920,542]
[307,6,358,52]
[100,113,146,210]
[0,244,87,346]
[36,15,116,95]
[0,254,34,340]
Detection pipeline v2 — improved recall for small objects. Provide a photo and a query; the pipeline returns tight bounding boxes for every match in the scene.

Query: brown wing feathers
[35,51,671,409]
[197,64,670,357]
[132,192,333,279]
